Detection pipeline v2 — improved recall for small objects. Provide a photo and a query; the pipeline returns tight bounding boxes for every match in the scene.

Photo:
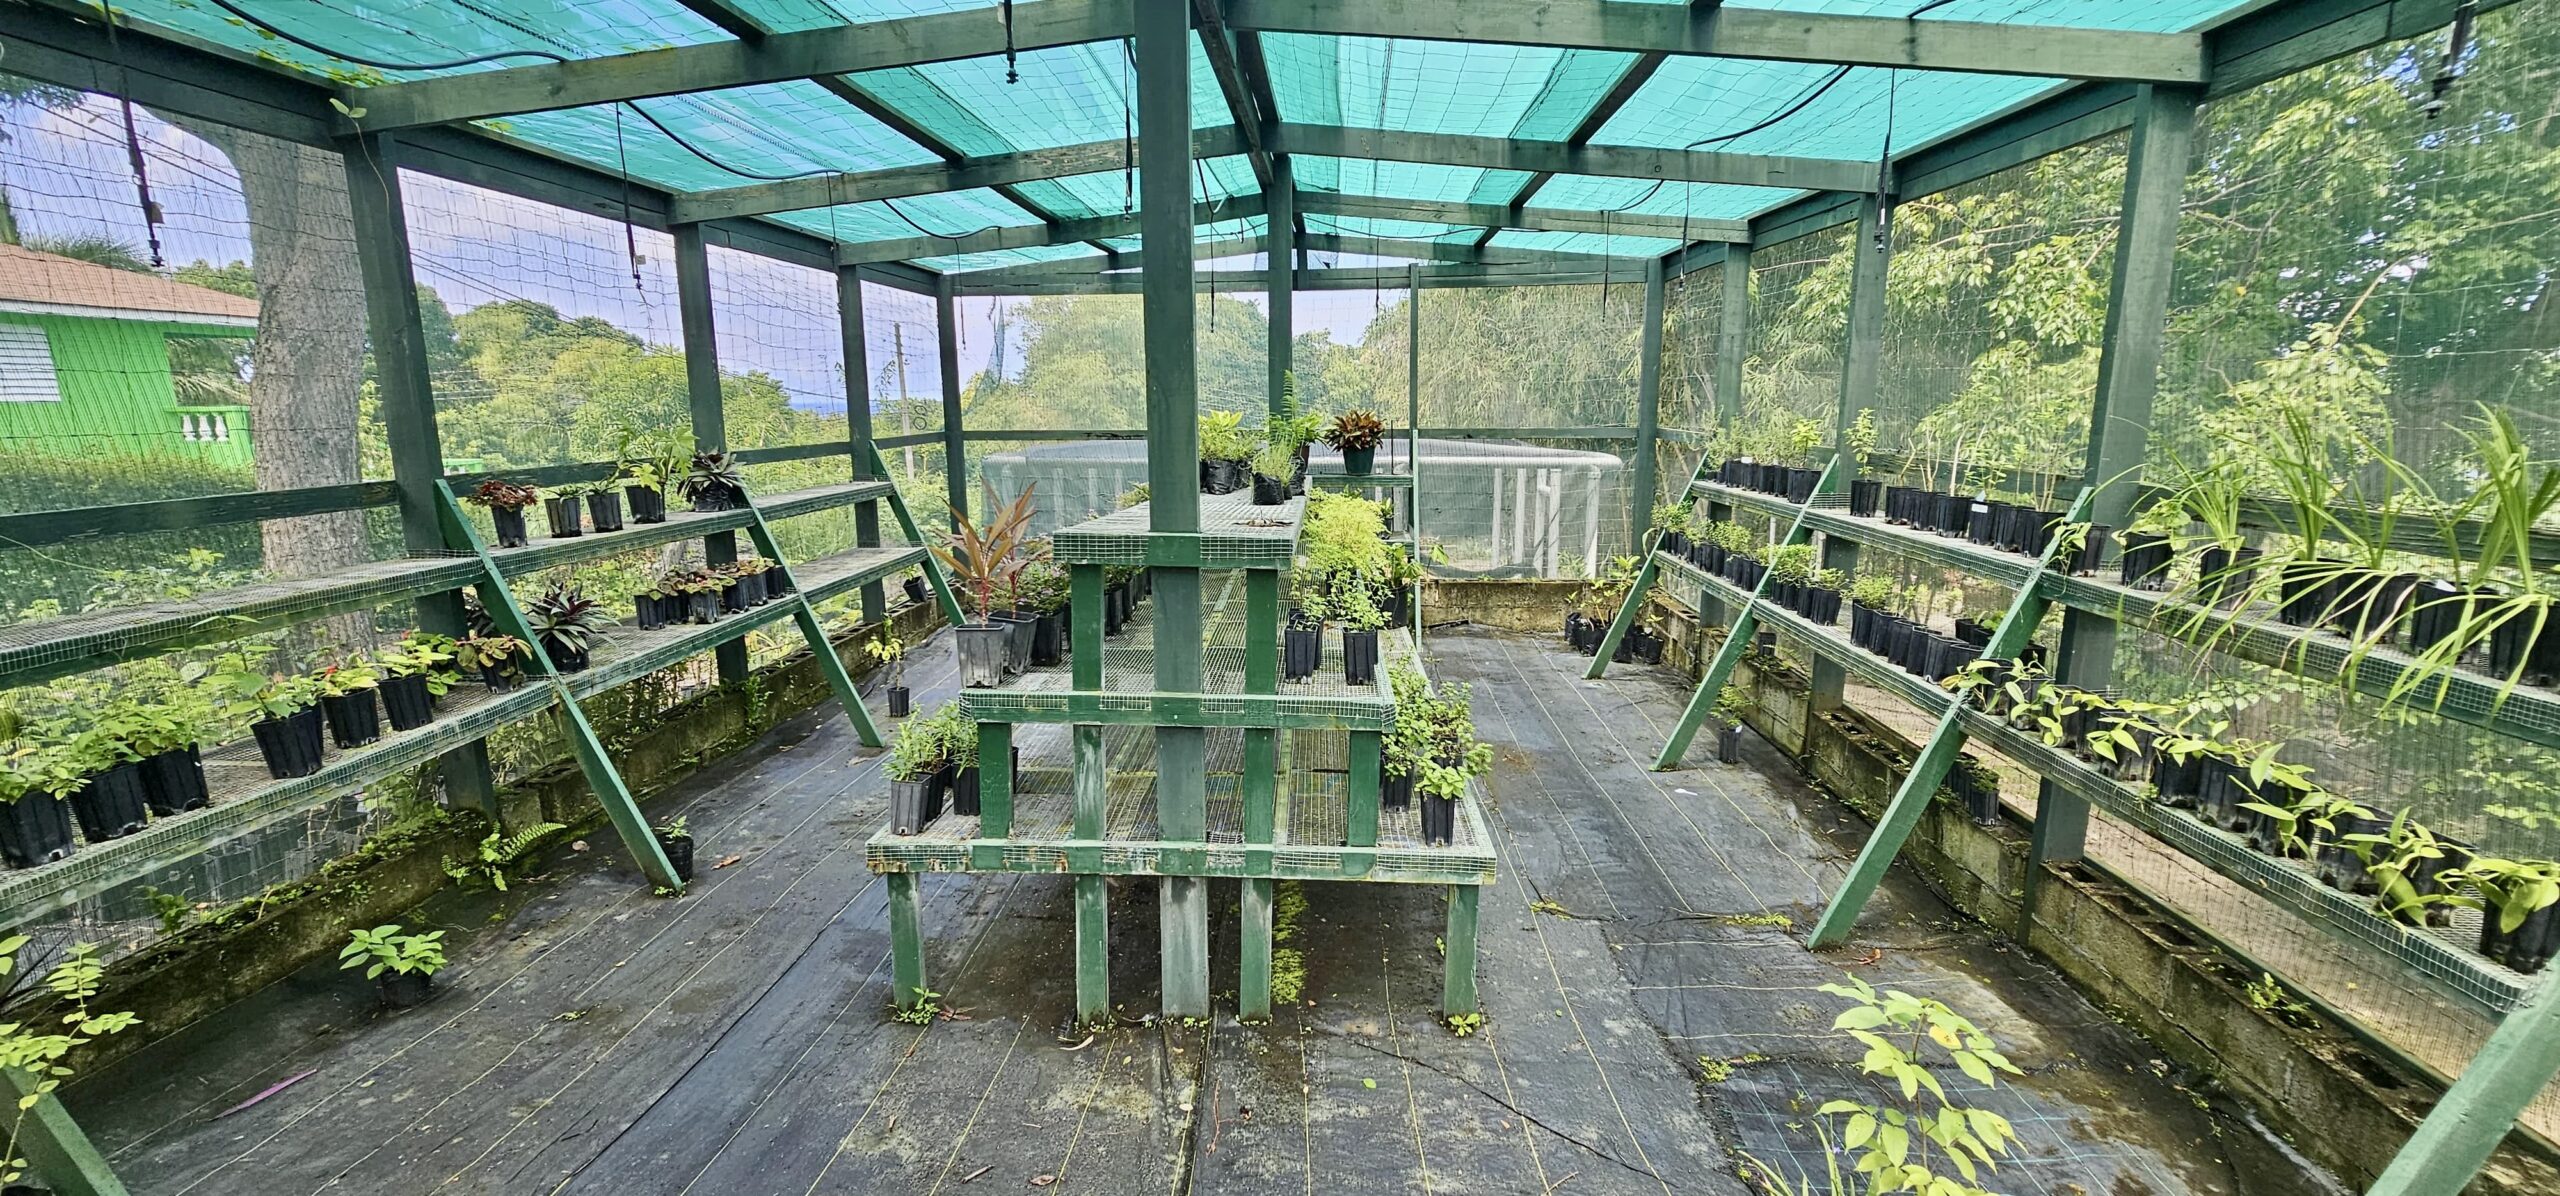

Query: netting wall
[1736,224,1851,457]
[1658,262,1726,513]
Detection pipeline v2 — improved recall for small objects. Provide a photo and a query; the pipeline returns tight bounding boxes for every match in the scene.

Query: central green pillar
[673,223,749,685]
[838,266,886,626]
[1266,156,1295,417]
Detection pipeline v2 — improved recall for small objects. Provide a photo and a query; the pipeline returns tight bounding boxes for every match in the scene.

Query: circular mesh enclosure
[981,437,1629,578]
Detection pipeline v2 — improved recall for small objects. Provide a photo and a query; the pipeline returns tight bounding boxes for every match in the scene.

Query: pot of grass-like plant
[934,482,1038,688]
[682,450,746,513]
[1249,441,1295,507]
[584,480,626,533]
[652,816,695,883]
[0,742,77,867]
[340,924,446,1010]
[528,583,605,674]
[465,479,540,549]
[1325,407,1385,476]
[457,632,533,693]
[1338,587,1386,687]
[542,486,587,538]
[886,713,953,834]
[376,641,446,733]
[316,657,384,750]
[865,632,911,718]
[1711,686,1749,765]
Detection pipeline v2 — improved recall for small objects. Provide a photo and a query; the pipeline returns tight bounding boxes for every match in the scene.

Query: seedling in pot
[340,923,447,1008]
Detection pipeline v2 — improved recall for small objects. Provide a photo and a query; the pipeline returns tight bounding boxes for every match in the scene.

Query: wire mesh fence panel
[1876,136,2126,504]
[1738,224,1852,450]
[704,244,852,503]
[1657,263,1726,511]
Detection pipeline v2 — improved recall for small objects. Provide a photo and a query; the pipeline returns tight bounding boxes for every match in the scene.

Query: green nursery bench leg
[888,872,927,1011]
[1442,884,1481,1017]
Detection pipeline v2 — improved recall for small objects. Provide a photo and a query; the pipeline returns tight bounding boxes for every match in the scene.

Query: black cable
[100,5,166,268]
[199,0,570,70]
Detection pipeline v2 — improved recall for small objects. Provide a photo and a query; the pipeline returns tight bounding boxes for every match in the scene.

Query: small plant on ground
[890,987,944,1025]
[339,925,447,980]
[1444,1010,1486,1037]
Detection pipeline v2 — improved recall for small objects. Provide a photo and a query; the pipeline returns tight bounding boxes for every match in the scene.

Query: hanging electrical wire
[2422,1,2480,118]
[613,105,644,296]
[1873,69,1899,254]
[1001,0,1021,85]
[99,4,167,268]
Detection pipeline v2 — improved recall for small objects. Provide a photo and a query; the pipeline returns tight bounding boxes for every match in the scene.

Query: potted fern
[931,482,1038,688]
[464,478,540,549]
[340,924,447,1009]
[1324,407,1386,475]
[1198,411,1253,494]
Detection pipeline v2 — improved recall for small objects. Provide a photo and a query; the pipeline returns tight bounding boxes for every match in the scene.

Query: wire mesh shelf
[1052,492,1305,568]
[486,480,891,576]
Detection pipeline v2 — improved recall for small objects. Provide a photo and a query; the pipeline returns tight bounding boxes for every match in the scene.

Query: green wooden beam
[1649,457,1840,763]
[833,193,1267,266]
[4,1068,129,1196]
[675,224,750,684]
[1806,487,2093,949]
[862,443,968,626]
[1442,884,1481,1017]
[1225,0,2207,83]
[888,871,927,1010]
[1298,232,1645,268]
[840,266,889,626]
[0,481,392,550]
[1300,191,1746,242]
[1267,158,1295,416]
[1075,872,1111,1024]
[344,0,1132,130]
[1630,258,1665,547]
[1191,0,1277,188]
[673,129,1244,222]
[744,507,885,749]
[935,275,969,529]
[1272,123,1874,193]
[1470,49,1669,252]
[1239,877,1274,1021]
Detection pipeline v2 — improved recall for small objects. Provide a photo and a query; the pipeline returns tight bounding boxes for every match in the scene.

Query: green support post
[935,276,969,531]
[888,871,927,1011]
[1714,247,1750,428]
[343,130,496,812]
[432,483,683,892]
[1075,873,1111,1025]
[1244,570,1278,844]
[1442,884,1480,1017]
[1347,728,1382,848]
[3,1068,128,1196]
[1629,258,1664,548]
[1648,457,1842,765]
[839,265,887,628]
[742,505,884,749]
[1266,155,1294,417]
[673,224,748,686]
[1240,877,1274,1022]
[977,720,1013,838]
[1805,488,2093,949]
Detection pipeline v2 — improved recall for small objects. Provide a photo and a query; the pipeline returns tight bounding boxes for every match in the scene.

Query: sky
[1,91,1392,416]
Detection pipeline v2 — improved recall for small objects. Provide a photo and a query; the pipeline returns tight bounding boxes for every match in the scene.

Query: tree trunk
[164,118,374,654]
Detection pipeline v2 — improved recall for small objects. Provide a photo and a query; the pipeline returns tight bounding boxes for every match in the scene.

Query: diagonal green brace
[1651,457,1842,769]
[2366,971,2560,1196]
[743,503,883,749]
[435,482,683,893]
[1805,487,2092,949]
[5,1068,127,1196]
[863,443,967,626]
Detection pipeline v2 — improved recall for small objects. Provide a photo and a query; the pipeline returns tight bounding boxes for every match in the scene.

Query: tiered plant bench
[867,493,1492,1025]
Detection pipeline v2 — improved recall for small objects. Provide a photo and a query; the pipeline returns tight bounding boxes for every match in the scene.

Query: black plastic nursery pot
[1967,502,2000,546]
[950,765,982,817]
[322,690,383,750]
[2313,809,2389,894]
[1784,469,1819,505]
[636,594,671,631]
[1951,618,1991,648]
[690,484,742,513]
[628,485,668,524]
[378,971,435,1009]
[381,673,436,732]
[2069,524,2110,575]
[902,575,929,606]
[491,506,530,549]
[659,833,695,883]
[2344,572,2421,641]
[1933,494,1971,539]
[1716,724,1744,765]
[2485,904,2560,975]
[1382,769,1414,812]
[1847,478,1881,517]
[888,775,946,835]
[1421,795,1457,847]
[481,665,523,693]
[1630,626,1665,665]
[2119,533,2174,590]
[1958,765,2002,826]
[886,684,912,718]
[585,489,625,533]
[1343,628,1381,686]
[1656,528,1686,557]
[544,495,585,538]
[1386,587,1413,630]
[738,571,767,607]
[0,794,76,867]
[688,591,721,624]
[2488,613,2558,687]
[956,622,1009,688]
[991,611,1037,674]
[1031,610,1065,667]
[2148,753,2202,810]
[1343,445,1376,475]
[141,745,209,815]
[2195,756,2252,832]
[71,762,151,843]
[1285,623,1322,681]
[720,582,748,615]
[2277,559,2339,627]
[1251,473,1290,505]
[2198,546,2262,607]
[549,643,592,674]
[1103,592,1127,636]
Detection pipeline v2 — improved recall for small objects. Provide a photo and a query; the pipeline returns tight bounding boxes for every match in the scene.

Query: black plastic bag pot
[142,746,208,815]
[1848,479,1881,518]
[1716,724,1744,765]
[550,643,591,674]
[543,495,584,538]
[2119,533,2173,590]
[628,486,668,524]
[378,971,435,1010]
[768,569,794,597]
[957,623,1009,688]
[2198,546,2261,607]
[886,684,912,718]
[889,775,944,835]
[491,507,530,549]
[322,690,383,750]
[1421,795,1457,847]
[1285,624,1322,681]
[1383,770,1414,812]
[2489,612,2556,686]
[1952,618,1991,648]
[0,794,75,867]
[1032,610,1064,667]
[1935,642,1981,682]
[1658,528,1686,556]
[903,575,929,606]
[658,833,695,883]
[1343,628,1380,686]
[1251,473,1290,505]
[71,762,150,842]
[2069,524,2110,576]
[1631,627,1665,665]
[381,673,436,732]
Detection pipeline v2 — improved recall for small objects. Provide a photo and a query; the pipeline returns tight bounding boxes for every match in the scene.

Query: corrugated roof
[0,245,261,326]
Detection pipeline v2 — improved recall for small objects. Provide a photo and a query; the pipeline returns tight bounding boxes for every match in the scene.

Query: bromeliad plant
[680,450,746,512]
[1323,408,1386,453]
[525,584,606,665]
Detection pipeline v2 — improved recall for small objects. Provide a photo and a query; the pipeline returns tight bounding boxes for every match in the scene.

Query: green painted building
[0,242,257,469]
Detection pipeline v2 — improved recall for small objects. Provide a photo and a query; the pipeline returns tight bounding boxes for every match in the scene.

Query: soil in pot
[141,746,209,815]
[1343,628,1381,686]
[658,834,695,883]
[886,684,912,718]
[70,762,150,842]
[381,673,436,732]
[628,486,668,524]
[322,691,383,750]
[957,622,1009,688]
[0,795,76,867]
[491,506,530,549]
[1420,795,1457,847]
[586,489,625,533]
[544,496,585,538]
